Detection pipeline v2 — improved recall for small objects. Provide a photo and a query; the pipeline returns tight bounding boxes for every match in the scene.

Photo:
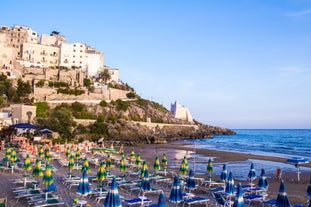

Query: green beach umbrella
[136,153,141,167]
[45,148,52,162]
[207,158,213,179]
[5,148,11,160]
[75,149,81,160]
[10,148,17,162]
[96,161,107,182]
[154,155,161,171]
[32,158,43,177]
[42,163,54,186]
[119,155,126,172]
[22,154,32,186]
[68,155,75,172]
[82,157,91,173]
[23,154,32,171]
[106,154,112,168]
[162,153,168,167]
[65,147,71,158]
[179,159,188,176]
[141,160,148,177]
[120,149,124,157]
[130,148,135,160]
[38,146,44,159]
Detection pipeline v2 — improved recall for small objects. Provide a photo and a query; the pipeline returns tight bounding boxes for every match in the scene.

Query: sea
[170,129,311,179]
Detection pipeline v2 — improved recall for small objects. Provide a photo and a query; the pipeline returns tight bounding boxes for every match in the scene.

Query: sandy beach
[0,142,310,207]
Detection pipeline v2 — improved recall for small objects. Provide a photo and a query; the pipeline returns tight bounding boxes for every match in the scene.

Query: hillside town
[0,24,194,130]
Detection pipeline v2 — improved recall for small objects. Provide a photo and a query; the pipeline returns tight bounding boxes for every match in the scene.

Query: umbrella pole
[297,166,300,182]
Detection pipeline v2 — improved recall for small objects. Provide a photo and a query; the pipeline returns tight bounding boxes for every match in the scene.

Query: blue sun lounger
[124,197,152,206]
[183,197,210,207]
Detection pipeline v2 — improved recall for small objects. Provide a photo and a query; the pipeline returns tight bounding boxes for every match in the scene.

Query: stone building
[170,101,193,123]
[11,103,37,124]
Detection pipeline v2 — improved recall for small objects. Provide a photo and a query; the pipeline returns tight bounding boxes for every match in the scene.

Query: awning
[10,123,38,129]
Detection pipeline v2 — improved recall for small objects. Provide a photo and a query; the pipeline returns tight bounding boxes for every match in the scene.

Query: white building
[170,101,193,123]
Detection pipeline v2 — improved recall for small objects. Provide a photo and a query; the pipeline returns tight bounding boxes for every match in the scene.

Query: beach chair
[0,197,7,207]
[212,193,232,207]
[244,194,264,206]
[124,197,152,206]
[182,197,210,207]
[32,198,65,207]
[14,189,43,199]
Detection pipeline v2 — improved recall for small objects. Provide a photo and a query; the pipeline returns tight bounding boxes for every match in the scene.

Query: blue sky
[2,1,311,129]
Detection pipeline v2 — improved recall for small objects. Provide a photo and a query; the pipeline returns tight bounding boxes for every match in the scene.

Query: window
[73,44,76,47]
[73,61,75,63]
[80,61,82,64]
[73,50,76,52]
[80,56,82,58]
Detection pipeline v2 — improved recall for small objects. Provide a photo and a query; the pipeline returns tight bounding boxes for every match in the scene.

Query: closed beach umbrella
[162,153,168,167]
[3,148,11,168]
[65,147,71,158]
[39,146,44,159]
[45,148,52,162]
[104,177,122,207]
[141,169,151,191]
[32,158,43,177]
[183,156,189,169]
[307,176,311,198]
[220,164,228,182]
[157,191,166,207]
[154,155,161,171]
[179,160,187,176]
[119,155,126,172]
[96,161,107,182]
[185,168,196,191]
[168,174,184,206]
[106,154,112,168]
[42,163,55,200]
[130,148,135,160]
[77,168,91,196]
[23,154,32,172]
[75,149,81,160]
[10,148,17,162]
[276,180,291,207]
[225,172,236,195]
[136,153,141,167]
[233,183,244,207]
[23,154,32,186]
[68,155,75,172]
[82,157,90,173]
[141,160,148,178]
[247,163,256,185]
[206,158,213,180]
[258,168,269,190]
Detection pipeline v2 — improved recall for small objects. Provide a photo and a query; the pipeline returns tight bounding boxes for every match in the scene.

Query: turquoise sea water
[171,129,311,178]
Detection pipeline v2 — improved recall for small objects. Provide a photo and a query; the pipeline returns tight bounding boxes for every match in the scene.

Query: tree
[16,79,31,97]
[99,69,111,84]
[83,78,91,87]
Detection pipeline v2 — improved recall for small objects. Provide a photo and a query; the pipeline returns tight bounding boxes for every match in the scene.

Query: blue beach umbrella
[307,176,311,198]
[258,168,269,190]
[233,183,244,207]
[141,169,151,191]
[220,164,228,182]
[157,191,166,207]
[225,172,235,195]
[168,174,184,206]
[76,168,91,196]
[104,177,122,207]
[286,157,309,182]
[247,163,256,185]
[185,169,196,191]
[276,180,291,207]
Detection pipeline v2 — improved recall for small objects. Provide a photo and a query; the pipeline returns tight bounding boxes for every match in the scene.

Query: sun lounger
[12,184,40,193]
[183,197,210,207]
[15,189,43,199]
[262,199,276,207]
[124,197,152,206]
[244,194,264,206]
[28,193,58,205]
[32,198,64,207]
[212,192,233,207]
